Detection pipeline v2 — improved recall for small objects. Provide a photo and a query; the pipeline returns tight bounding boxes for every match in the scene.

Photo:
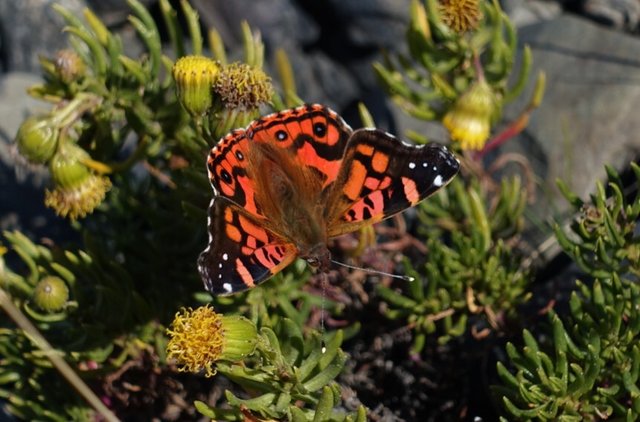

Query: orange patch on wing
[298,118,312,139]
[343,160,367,200]
[239,215,269,243]
[226,224,242,243]
[379,176,392,190]
[356,144,375,156]
[402,176,420,204]
[235,258,255,287]
[371,151,389,173]
[364,176,381,191]
[298,142,342,186]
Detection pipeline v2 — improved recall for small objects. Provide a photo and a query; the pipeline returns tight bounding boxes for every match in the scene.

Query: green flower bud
[45,144,111,220]
[219,315,258,362]
[15,116,59,164]
[172,55,219,117]
[33,276,69,312]
[49,144,92,189]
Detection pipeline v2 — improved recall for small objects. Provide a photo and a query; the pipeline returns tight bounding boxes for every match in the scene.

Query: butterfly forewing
[326,129,460,237]
[247,104,353,189]
[198,197,297,295]
[206,130,267,218]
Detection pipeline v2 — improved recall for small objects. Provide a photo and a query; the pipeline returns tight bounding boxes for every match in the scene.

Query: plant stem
[0,288,120,422]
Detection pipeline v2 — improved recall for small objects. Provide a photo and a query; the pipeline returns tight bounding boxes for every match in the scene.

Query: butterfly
[198,104,460,295]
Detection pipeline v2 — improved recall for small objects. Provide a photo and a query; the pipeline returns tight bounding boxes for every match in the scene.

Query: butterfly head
[300,243,332,273]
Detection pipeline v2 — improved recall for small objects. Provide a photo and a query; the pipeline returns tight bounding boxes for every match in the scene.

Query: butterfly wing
[325,129,460,237]
[206,129,268,218]
[206,104,353,220]
[247,104,352,189]
[198,197,297,295]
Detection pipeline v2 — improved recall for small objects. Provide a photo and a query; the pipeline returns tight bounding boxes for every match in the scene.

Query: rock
[499,14,640,238]
[582,0,640,32]
[0,0,86,72]
[189,0,408,118]
[501,0,563,27]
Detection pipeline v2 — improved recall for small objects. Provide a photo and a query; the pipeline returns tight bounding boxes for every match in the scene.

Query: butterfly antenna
[330,259,415,282]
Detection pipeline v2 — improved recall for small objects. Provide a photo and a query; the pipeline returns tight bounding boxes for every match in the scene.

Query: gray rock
[583,0,640,32]
[0,0,86,72]
[501,14,640,232]
[501,0,563,27]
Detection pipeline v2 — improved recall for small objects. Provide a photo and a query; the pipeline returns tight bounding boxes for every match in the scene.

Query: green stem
[0,288,119,422]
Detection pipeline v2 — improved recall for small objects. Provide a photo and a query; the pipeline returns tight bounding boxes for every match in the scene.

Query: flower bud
[45,144,111,220]
[15,116,59,164]
[33,276,69,312]
[49,144,91,189]
[55,49,86,84]
[443,80,495,150]
[172,55,219,117]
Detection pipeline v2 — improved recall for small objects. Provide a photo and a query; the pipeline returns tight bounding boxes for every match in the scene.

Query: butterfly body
[198,104,460,295]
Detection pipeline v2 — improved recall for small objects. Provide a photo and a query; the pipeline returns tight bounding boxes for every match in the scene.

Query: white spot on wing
[409,162,416,169]
[222,253,229,261]
[222,282,232,292]
[434,175,443,187]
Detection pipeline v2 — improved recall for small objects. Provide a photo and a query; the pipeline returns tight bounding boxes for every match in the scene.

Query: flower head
[443,79,495,150]
[45,144,111,220]
[32,276,69,312]
[166,305,257,377]
[173,55,220,117]
[214,62,273,110]
[439,0,482,33]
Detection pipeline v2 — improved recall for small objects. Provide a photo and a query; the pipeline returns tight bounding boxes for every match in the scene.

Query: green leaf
[312,386,334,422]
[302,350,347,392]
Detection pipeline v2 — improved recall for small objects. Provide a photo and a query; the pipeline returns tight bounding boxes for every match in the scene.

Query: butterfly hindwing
[326,129,460,237]
[198,197,297,295]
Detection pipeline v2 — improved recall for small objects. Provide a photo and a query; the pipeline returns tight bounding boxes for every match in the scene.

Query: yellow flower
[172,55,220,116]
[439,0,482,33]
[443,80,495,150]
[45,144,111,220]
[166,305,257,377]
[214,62,273,110]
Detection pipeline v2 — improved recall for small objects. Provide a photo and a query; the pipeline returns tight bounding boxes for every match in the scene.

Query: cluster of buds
[14,93,110,220]
[172,55,273,137]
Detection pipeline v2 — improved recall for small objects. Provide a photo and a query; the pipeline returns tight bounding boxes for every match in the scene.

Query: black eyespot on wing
[313,122,327,137]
